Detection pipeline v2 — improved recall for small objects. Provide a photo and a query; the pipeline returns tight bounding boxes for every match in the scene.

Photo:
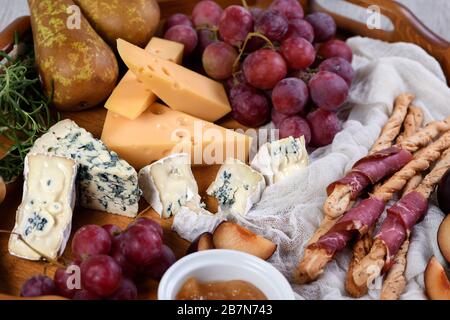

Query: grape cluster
[20,219,176,300]
[165,0,355,148]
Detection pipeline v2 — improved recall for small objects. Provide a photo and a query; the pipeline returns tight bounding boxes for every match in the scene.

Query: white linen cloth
[228,36,450,300]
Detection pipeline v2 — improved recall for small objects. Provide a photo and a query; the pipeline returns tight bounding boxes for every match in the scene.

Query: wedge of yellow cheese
[117,39,231,122]
[105,38,184,120]
[101,103,252,169]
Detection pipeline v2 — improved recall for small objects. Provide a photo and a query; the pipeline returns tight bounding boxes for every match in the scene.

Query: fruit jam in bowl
[158,249,295,300]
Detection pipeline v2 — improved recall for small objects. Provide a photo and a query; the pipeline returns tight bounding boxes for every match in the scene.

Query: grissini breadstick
[351,148,450,292]
[396,106,424,144]
[295,131,450,284]
[346,106,423,297]
[379,109,425,300]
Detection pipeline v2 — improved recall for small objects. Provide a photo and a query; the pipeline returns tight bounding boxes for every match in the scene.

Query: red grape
[219,5,253,47]
[280,36,315,70]
[164,13,193,31]
[108,278,138,300]
[202,41,238,80]
[121,225,163,266]
[250,7,264,21]
[73,289,101,300]
[243,49,287,89]
[269,0,304,20]
[102,224,121,238]
[318,39,353,62]
[197,29,218,54]
[192,0,223,28]
[254,10,288,42]
[164,25,198,55]
[54,264,80,298]
[284,19,314,43]
[279,116,311,143]
[305,12,336,43]
[272,78,309,115]
[271,108,290,128]
[229,81,253,101]
[110,236,138,279]
[319,57,355,86]
[80,255,122,297]
[129,217,163,239]
[143,245,177,279]
[72,224,112,260]
[20,275,57,297]
[307,109,342,147]
[231,87,271,127]
[309,71,349,111]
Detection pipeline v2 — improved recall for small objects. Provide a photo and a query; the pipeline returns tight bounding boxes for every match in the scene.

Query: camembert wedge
[117,38,231,122]
[139,153,201,218]
[9,154,77,260]
[207,158,266,216]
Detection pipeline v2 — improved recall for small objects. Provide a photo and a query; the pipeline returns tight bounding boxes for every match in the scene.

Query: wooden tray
[0,0,449,300]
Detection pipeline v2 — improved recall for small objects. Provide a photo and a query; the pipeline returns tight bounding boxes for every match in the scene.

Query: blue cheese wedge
[139,153,201,218]
[250,136,309,185]
[9,154,77,260]
[30,120,141,217]
[207,158,266,216]
[172,203,225,241]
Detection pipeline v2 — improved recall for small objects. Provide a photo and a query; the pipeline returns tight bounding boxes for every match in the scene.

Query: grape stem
[0,229,66,269]
[241,0,249,9]
[232,32,275,73]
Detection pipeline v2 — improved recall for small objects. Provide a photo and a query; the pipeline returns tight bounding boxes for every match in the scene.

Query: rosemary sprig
[0,46,58,182]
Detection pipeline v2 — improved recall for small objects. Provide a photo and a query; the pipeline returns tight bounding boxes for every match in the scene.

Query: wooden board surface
[1,0,449,300]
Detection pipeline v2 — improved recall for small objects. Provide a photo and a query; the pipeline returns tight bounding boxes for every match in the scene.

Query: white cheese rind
[30,119,141,217]
[250,136,309,185]
[139,153,201,218]
[8,154,77,260]
[172,204,224,242]
[207,158,266,216]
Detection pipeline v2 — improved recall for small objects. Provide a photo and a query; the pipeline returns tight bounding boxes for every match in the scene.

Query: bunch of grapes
[19,218,176,300]
[164,0,356,148]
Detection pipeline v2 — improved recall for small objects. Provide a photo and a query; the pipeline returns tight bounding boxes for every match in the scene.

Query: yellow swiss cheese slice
[101,103,252,169]
[117,39,231,122]
[105,37,184,120]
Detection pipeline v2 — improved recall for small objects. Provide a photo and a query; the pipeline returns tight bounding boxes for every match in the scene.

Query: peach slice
[212,222,277,260]
[424,256,450,300]
[438,215,450,263]
[187,233,215,254]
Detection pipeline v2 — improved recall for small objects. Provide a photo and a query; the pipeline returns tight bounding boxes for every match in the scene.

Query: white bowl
[158,249,295,300]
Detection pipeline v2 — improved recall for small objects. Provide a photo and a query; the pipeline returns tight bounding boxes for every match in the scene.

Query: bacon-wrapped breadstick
[346,106,424,297]
[325,112,450,223]
[306,95,412,248]
[351,148,450,294]
[295,131,450,284]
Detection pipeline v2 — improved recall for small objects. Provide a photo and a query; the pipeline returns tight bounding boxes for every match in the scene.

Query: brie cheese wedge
[9,154,77,260]
[172,203,225,242]
[139,153,201,218]
[251,136,308,185]
[207,158,266,216]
